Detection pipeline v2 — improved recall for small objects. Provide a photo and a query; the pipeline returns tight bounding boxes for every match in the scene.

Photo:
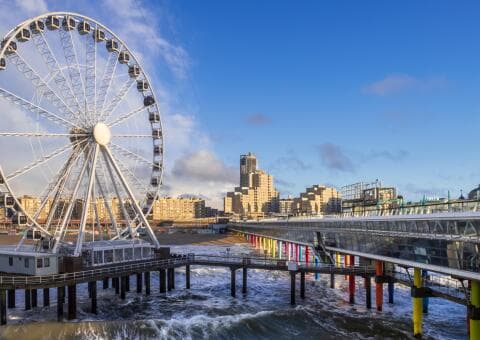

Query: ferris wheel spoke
[52,145,94,253]
[95,171,119,237]
[103,145,160,247]
[6,139,85,181]
[107,104,149,127]
[59,27,88,125]
[110,142,157,168]
[0,87,83,129]
[74,144,99,256]
[112,134,153,138]
[84,26,97,124]
[42,142,89,234]
[31,31,82,122]
[109,148,150,195]
[96,47,120,118]
[6,51,78,122]
[0,132,87,137]
[98,78,135,122]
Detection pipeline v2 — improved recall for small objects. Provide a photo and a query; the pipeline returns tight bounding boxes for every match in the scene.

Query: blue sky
[1,0,480,207]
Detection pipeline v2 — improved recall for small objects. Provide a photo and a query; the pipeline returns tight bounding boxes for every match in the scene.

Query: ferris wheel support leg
[74,144,99,256]
[95,173,119,237]
[103,146,160,248]
[102,149,134,238]
[52,146,94,253]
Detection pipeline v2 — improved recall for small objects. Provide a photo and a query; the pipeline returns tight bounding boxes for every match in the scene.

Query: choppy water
[0,243,468,339]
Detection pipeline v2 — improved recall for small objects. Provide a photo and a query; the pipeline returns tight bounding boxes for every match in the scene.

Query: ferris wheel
[0,12,163,255]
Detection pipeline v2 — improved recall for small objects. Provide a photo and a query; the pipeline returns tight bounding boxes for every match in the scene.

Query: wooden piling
[57,286,64,321]
[145,272,150,295]
[67,284,76,320]
[43,288,50,307]
[159,269,166,293]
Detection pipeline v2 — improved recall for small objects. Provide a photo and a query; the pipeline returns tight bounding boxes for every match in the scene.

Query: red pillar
[348,255,355,304]
[305,247,309,264]
[375,261,384,311]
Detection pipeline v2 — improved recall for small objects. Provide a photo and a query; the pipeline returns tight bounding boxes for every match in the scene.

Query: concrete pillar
[24,289,31,310]
[120,276,126,300]
[388,281,394,304]
[330,272,335,288]
[88,282,93,298]
[125,275,130,292]
[103,278,109,289]
[186,265,191,289]
[242,267,247,294]
[43,288,50,307]
[67,284,76,320]
[114,277,120,295]
[136,273,143,293]
[230,267,236,297]
[412,268,423,337]
[290,271,296,305]
[60,286,65,304]
[348,255,355,304]
[0,289,6,325]
[159,269,166,293]
[57,286,64,321]
[7,289,15,308]
[375,261,383,311]
[145,272,150,295]
[470,280,480,340]
[365,276,372,309]
[167,268,173,291]
[300,271,305,299]
[90,281,97,314]
[31,289,37,308]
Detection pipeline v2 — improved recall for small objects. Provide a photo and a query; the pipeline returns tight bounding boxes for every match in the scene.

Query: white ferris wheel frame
[0,12,165,255]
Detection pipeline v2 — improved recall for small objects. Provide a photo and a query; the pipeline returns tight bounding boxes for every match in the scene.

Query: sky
[1,0,480,208]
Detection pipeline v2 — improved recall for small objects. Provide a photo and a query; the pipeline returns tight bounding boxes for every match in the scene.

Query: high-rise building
[240,152,257,188]
[225,153,279,219]
[152,197,206,221]
[293,185,341,215]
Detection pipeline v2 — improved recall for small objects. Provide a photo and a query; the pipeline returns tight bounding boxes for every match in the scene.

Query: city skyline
[1,1,480,210]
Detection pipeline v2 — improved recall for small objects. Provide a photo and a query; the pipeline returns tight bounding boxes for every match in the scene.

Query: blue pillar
[314,256,320,280]
[299,246,303,262]
[422,270,429,313]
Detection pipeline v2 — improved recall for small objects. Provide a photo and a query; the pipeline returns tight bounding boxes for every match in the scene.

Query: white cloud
[362,74,447,95]
[14,0,48,16]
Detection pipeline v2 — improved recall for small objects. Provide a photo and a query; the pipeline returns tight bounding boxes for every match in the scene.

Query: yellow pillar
[272,239,276,258]
[413,268,423,337]
[471,281,480,340]
[336,252,340,267]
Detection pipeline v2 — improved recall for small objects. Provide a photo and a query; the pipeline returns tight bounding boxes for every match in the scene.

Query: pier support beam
[90,281,97,314]
[375,261,383,311]
[290,271,296,305]
[330,272,335,288]
[300,271,305,299]
[7,289,15,308]
[422,270,429,314]
[365,276,372,309]
[388,281,394,304]
[103,278,109,289]
[24,289,31,311]
[470,280,480,340]
[145,272,151,295]
[125,275,130,292]
[242,267,247,294]
[159,269,166,293]
[57,286,64,321]
[31,289,37,308]
[114,277,120,295]
[136,273,143,293]
[186,265,191,289]
[120,276,126,300]
[230,267,236,297]
[67,284,76,320]
[412,268,423,338]
[0,290,6,325]
[43,288,50,307]
[171,269,175,289]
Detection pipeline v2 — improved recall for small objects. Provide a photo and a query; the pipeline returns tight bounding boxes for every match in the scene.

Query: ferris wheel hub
[92,122,111,146]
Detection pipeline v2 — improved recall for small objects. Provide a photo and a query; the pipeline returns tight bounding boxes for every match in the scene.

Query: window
[24,258,29,268]
[36,258,43,268]
[44,258,50,267]
[104,250,113,263]
[114,249,123,262]
[134,247,142,260]
[8,257,12,266]
[94,251,103,265]
[125,248,133,261]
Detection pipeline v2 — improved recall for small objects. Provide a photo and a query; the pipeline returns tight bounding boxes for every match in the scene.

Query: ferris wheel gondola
[0,12,164,257]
